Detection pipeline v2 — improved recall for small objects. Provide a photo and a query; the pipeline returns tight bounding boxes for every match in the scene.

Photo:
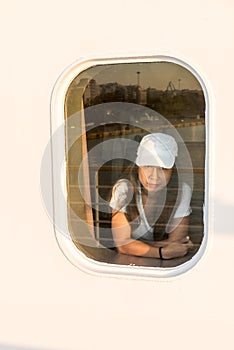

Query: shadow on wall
[0,344,58,350]
[214,198,234,234]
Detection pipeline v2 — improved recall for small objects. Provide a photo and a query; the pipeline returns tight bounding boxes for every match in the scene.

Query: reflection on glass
[65,61,205,269]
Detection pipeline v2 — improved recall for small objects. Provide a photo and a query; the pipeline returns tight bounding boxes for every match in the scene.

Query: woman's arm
[112,211,193,259]
[168,216,190,242]
[112,211,160,257]
[148,215,192,243]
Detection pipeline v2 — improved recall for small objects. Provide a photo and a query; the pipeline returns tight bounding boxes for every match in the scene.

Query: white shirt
[110,179,192,240]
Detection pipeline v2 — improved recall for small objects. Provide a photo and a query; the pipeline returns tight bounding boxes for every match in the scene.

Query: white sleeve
[109,179,131,213]
[173,182,192,218]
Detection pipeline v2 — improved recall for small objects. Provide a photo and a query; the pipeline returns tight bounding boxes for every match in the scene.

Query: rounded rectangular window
[48,56,208,278]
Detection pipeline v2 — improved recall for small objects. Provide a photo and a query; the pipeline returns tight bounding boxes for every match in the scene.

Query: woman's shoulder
[109,178,134,212]
[173,182,192,218]
[181,182,192,197]
[112,178,131,192]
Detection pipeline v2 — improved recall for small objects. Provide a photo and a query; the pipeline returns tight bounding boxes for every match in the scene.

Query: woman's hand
[160,236,193,259]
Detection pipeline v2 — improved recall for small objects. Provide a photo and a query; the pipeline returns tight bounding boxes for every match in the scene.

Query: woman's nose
[149,167,158,180]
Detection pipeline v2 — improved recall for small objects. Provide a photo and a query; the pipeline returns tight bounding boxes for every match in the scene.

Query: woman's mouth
[148,183,159,189]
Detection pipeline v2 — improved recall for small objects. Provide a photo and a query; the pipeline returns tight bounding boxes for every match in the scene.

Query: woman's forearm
[117,238,193,259]
[117,239,161,258]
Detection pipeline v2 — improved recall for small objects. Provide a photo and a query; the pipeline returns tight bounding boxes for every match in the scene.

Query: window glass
[64,59,206,272]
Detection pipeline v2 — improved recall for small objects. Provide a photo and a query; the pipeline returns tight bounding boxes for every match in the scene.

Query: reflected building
[84,79,100,104]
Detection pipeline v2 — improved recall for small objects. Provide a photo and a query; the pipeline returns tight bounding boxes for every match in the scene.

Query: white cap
[135,133,178,169]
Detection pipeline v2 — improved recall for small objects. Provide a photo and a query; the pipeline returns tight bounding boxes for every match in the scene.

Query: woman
[109,133,193,259]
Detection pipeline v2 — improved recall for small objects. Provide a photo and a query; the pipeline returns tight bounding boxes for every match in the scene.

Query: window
[50,56,208,278]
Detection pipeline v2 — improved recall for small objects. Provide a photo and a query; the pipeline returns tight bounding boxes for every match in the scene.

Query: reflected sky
[75,62,202,90]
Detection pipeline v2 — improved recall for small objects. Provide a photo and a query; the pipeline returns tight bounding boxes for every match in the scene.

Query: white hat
[135,133,178,169]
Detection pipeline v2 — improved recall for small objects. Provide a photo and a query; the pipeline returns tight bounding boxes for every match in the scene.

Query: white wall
[0,1,234,349]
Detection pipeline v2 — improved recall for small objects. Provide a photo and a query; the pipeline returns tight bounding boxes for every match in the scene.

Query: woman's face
[138,166,172,192]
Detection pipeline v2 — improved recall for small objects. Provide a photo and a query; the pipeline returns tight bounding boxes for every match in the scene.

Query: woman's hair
[120,163,140,222]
